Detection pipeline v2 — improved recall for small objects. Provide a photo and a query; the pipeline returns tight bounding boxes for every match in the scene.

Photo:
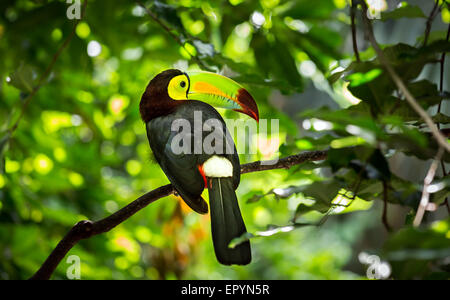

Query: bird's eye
[180,81,186,88]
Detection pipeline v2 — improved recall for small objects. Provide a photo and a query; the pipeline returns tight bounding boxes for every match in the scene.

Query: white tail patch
[203,156,233,177]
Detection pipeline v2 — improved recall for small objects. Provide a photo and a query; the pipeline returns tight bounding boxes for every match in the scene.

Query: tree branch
[240,150,327,174]
[350,0,360,62]
[413,148,444,227]
[29,150,327,280]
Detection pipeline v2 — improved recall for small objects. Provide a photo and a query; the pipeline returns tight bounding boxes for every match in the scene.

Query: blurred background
[0,0,449,279]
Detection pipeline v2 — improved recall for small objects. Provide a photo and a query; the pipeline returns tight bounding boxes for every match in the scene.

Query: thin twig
[359,2,450,153]
[382,180,392,232]
[29,150,328,280]
[423,0,440,47]
[8,0,88,135]
[413,148,444,227]
[350,0,360,62]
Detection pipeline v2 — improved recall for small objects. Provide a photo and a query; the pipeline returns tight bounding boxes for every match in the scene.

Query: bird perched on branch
[139,69,259,265]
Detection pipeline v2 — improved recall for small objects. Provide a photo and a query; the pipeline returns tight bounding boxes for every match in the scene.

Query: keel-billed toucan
[139,69,259,265]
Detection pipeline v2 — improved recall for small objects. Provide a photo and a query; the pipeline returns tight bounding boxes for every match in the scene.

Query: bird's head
[140,69,259,122]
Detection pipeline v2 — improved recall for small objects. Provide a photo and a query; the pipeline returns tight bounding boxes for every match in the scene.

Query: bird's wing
[146,101,240,214]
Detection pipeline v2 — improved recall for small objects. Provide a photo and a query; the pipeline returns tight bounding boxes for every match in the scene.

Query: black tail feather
[208,177,251,265]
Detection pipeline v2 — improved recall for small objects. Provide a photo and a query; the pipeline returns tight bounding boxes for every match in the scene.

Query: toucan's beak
[186,71,259,122]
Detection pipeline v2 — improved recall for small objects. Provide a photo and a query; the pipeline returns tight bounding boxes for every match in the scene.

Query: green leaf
[381,4,426,21]
[251,32,303,92]
[152,0,184,33]
[202,54,302,92]
[301,180,342,208]
[407,80,443,107]
[229,223,313,248]
[0,132,11,173]
[382,219,450,279]
[414,113,450,125]
[8,63,35,93]
[386,132,450,163]
[427,175,450,205]
[293,26,343,62]
[419,40,450,55]
[280,0,336,20]
[328,69,345,84]
[416,30,450,45]
[334,196,373,214]
[347,68,383,87]
[192,39,215,58]
[344,61,396,113]
[383,43,431,81]
[384,99,420,122]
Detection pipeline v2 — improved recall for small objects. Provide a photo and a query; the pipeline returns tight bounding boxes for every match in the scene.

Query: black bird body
[146,100,240,213]
[140,69,258,265]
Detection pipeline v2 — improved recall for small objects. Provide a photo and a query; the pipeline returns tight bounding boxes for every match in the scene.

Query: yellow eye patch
[168,74,189,100]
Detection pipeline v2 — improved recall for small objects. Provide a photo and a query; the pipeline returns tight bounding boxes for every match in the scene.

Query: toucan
[139,69,259,265]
